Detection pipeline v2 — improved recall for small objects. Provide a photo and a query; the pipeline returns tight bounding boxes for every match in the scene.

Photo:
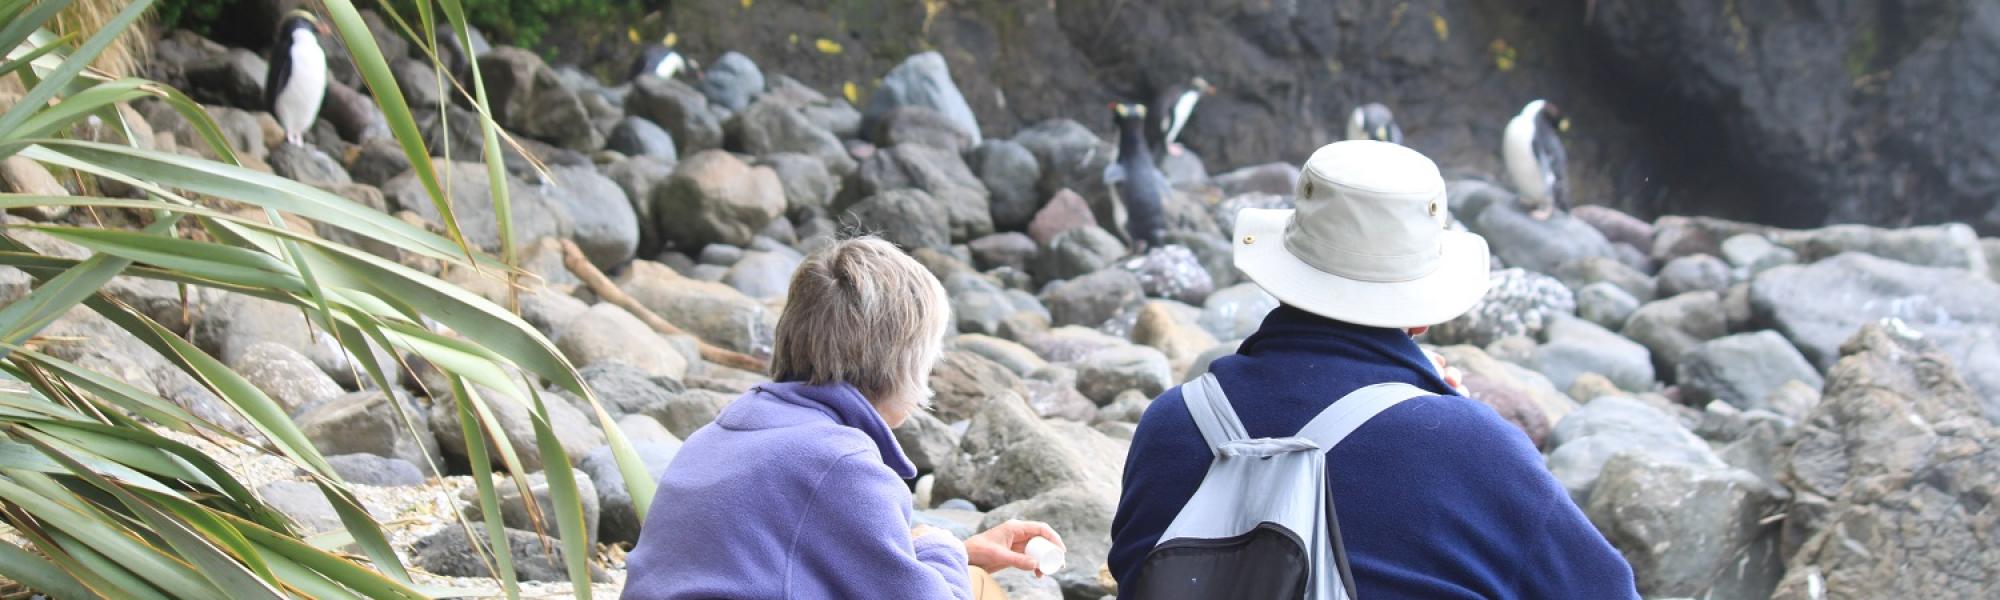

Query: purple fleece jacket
[621,381,971,600]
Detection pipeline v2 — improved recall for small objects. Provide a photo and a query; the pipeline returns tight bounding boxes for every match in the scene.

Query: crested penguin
[1503,99,1570,220]
[1346,102,1404,145]
[1105,102,1170,253]
[265,10,328,146]
[1147,76,1215,157]
[629,43,699,82]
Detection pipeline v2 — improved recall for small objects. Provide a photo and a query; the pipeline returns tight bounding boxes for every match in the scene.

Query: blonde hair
[769,237,952,413]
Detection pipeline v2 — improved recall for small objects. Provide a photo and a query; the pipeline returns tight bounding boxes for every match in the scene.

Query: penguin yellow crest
[816,39,843,54]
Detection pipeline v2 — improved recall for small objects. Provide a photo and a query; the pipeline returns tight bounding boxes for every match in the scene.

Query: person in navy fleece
[1110,141,1639,598]
[623,237,1063,600]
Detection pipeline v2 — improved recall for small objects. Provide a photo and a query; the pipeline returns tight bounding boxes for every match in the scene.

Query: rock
[267,141,351,188]
[651,150,785,251]
[1621,291,1728,381]
[1040,269,1143,328]
[1026,189,1099,245]
[1585,453,1783,600]
[649,389,734,438]
[605,116,677,160]
[626,76,722,154]
[1554,256,1657,303]
[991,567,1065,600]
[928,350,1027,423]
[1570,205,1654,249]
[580,442,678,545]
[1780,223,1990,273]
[1426,269,1576,347]
[1023,366,1100,422]
[1159,150,1210,186]
[1676,332,1825,416]
[618,261,774,355]
[1531,315,1655,393]
[320,81,388,143]
[617,413,677,445]
[1198,283,1278,340]
[872,105,975,153]
[863,52,980,145]
[413,526,604,583]
[1751,252,2000,374]
[1769,324,2000,599]
[1118,245,1215,305]
[258,481,343,535]
[1075,345,1172,406]
[1040,225,1136,284]
[191,293,398,389]
[382,161,572,256]
[724,250,801,300]
[479,48,602,152]
[572,361,680,420]
[1132,301,1221,366]
[390,58,441,108]
[981,486,1118,598]
[0,156,70,220]
[760,152,834,219]
[968,232,1039,273]
[837,188,952,251]
[1985,238,2000,281]
[1025,326,1128,363]
[297,390,440,475]
[948,273,1047,337]
[1651,216,1772,263]
[347,137,412,187]
[555,303,689,380]
[1575,282,1641,331]
[326,453,427,487]
[970,141,1043,232]
[1471,199,1617,274]
[1544,395,1723,505]
[728,99,855,175]
[543,165,639,269]
[1184,340,1240,381]
[953,334,1048,377]
[838,144,992,242]
[185,48,267,109]
[934,392,1126,509]
[1013,120,1113,228]
[231,342,345,416]
[1720,234,1797,276]
[1436,345,1577,445]
[893,409,960,475]
[429,380,603,472]
[1656,254,1733,297]
[697,52,764,112]
[1213,162,1299,198]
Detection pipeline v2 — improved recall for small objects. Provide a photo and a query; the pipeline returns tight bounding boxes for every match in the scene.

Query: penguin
[1147,76,1215,157]
[1105,102,1170,253]
[1503,99,1570,220]
[628,43,699,82]
[1346,103,1404,145]
[265,10,328,146]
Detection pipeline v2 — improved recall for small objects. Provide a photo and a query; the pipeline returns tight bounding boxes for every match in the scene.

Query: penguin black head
[278,9,328,37]
[1111,102,1148,121]
[1347,102,1403,145]
[1190,76,1216,96]
[1533,100,1570,134]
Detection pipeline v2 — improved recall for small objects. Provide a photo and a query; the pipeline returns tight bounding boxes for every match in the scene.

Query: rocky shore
[4,16,1998,600]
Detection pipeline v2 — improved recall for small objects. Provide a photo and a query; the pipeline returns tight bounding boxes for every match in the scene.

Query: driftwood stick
[558,239,768,373]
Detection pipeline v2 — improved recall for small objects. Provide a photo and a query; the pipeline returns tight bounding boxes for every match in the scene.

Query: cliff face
[550,0,1996,231]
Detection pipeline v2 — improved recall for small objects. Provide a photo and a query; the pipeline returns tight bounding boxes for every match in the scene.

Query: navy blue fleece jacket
[1109,305,1638,599]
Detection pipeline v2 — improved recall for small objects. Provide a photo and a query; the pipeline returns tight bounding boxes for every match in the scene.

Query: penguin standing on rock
[265,10,329,146]
[1147,76,1215,157]
[1347,103,1404,144]
[629,43,699,82]
[1106,102,1169,253]
[1503,99,1570,220]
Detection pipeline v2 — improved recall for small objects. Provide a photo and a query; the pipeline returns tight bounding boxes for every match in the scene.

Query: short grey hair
[769,237,952,413]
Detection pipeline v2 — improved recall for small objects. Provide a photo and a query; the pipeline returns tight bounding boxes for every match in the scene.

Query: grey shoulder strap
[1295,383,1429,452]
[1179,373,1248,454]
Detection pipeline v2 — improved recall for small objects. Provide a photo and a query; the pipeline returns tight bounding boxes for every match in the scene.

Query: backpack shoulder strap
[1296,383,1430,452]
[1179,373,1249,454]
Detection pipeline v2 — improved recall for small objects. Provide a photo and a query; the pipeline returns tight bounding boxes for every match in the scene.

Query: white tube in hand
[1026,536,1065,576]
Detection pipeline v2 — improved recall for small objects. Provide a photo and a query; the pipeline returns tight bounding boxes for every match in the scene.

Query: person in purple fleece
[623,237,1063,600]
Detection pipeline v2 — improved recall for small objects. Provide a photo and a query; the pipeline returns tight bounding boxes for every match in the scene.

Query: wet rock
[1118,245,1215,305]
[1471,199,1617,274]
[605,116,678,160]
[626,76,722,154]
[970,140,1043,232]
[837,188,951,251]
[728,99,854,175]
[862,52,980,145]
[479,47,602,151]
[1040,269,1143,328]
[580,441,678,545]
[298,390,440,472]
[1656,254,1733,297]
[1426,269,1576,347]
[326,453,427,487]
[543,165,639,269]
[651,150,785,251]
[617,261,774,356]
[1770,324,2000,599]
[1075,345,1173,406]
[1586,453,1783,600]
[928,350,1027,423]
[697,51,764,112]
[1532,315,1655,393]
[1621,291,1728,381]
[934,392,1126,509]
[1545,395,1722,504]
[555,303,689,380]
[1676,332,1824,416]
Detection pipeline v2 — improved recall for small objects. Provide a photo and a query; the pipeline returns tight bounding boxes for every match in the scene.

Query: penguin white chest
[1163,91,1199,145]
[1502,114,1548,203]
[276,29,328,139]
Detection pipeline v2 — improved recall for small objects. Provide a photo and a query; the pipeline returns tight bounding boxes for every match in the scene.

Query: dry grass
[50,0,151,78]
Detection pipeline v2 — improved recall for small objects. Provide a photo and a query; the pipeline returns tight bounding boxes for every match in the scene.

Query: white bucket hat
[1233,140,1491,329]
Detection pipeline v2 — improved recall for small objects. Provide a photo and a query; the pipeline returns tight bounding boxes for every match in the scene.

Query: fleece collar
[750,381,917,479]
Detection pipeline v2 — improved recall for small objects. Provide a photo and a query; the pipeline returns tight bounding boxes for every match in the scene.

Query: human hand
[1424,348,1469,396]
[965,519,1065,576]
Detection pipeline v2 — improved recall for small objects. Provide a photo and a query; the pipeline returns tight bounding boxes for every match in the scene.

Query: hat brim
[1233,208,1491,329]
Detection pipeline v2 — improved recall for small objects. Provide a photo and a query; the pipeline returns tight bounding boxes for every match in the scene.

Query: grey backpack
[1128,373,1427,600]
